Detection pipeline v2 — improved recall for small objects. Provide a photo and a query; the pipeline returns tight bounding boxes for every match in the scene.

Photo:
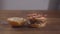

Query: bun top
[7,17,27,24]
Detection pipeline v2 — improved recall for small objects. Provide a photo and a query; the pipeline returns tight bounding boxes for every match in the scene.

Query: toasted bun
[7,17,27,26]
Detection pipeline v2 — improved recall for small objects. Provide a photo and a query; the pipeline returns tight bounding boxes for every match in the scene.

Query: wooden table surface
[0,10,60,34]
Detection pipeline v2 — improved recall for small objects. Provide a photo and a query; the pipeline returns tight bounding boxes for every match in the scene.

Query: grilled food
[7,17,27,27]
[27,13,47,28]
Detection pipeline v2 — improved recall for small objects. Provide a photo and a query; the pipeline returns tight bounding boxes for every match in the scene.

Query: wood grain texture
[0,10,60,34]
